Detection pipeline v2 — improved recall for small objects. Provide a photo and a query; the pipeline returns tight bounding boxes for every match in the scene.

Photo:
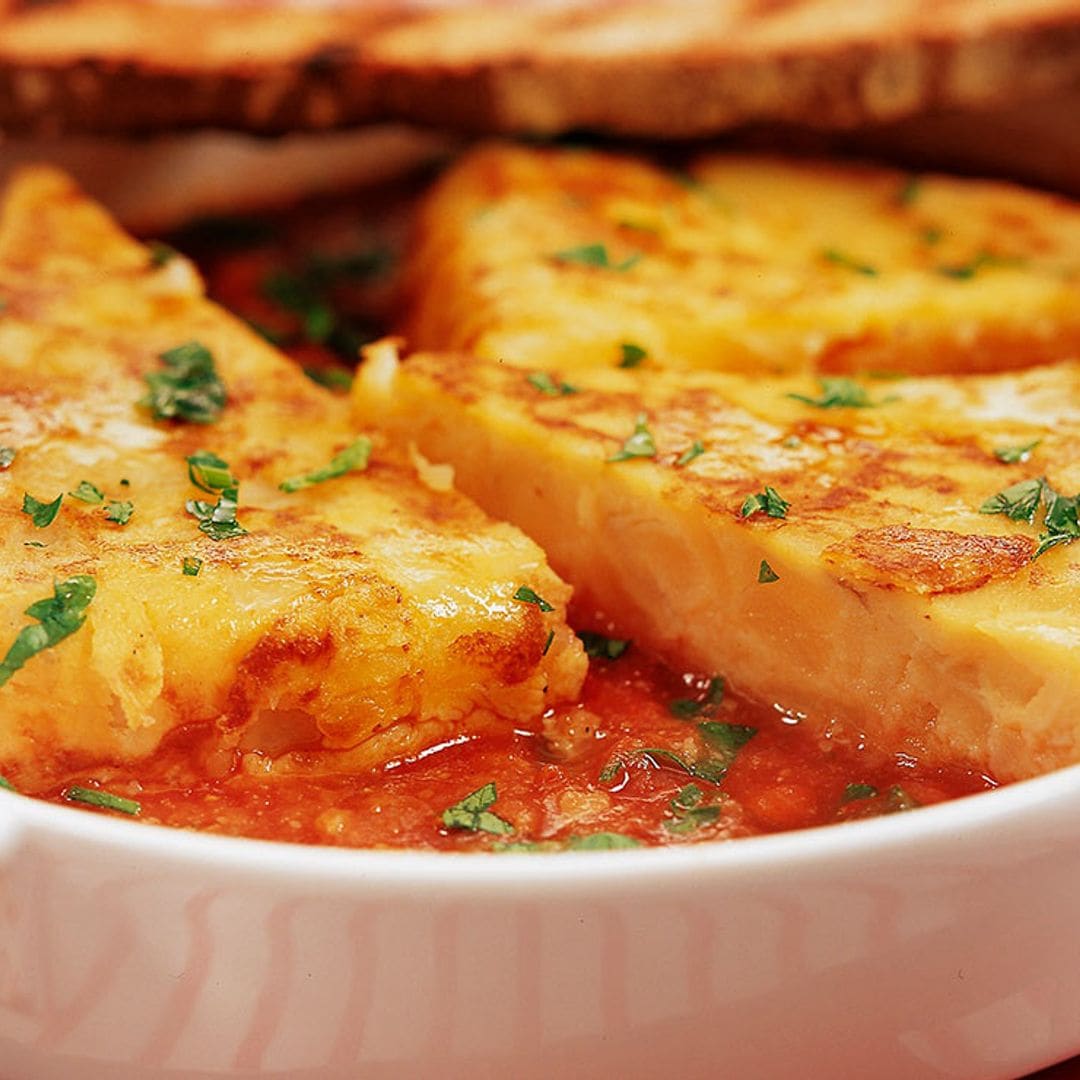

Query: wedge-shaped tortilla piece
[401,144,1080,376]
[356,343,1080,782]
[0,168,585,793]
[2,0,1080,139]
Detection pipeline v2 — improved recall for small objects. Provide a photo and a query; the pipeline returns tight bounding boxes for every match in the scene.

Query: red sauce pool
[43,644,997,850]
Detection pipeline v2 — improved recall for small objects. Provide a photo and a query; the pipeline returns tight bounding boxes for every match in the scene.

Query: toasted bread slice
[0,168,585,793]
[1,0,1079,138]
[355,342,1080,782]
[399,143,1080,376]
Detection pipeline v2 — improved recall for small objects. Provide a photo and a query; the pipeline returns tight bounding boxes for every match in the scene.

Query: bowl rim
[3,758,1078,895]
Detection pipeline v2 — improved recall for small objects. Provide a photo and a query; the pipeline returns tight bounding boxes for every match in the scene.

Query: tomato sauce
[42,642,996,850]
[32,192,997,849]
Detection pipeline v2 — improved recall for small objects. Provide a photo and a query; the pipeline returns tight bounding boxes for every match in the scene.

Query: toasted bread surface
[355,343,1080,782]
[1,0,1079,137]
[0,168,585,792]
[400,144,1080,376]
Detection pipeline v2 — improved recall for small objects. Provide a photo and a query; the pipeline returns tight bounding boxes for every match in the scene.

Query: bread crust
[1,0,1079,138]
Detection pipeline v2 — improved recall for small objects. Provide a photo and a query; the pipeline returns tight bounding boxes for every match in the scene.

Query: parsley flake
[618,342,648,368]
[607,413,657,463]
[675,440,705,467]
[897,175,922,206]
[0,776,14,791]
[22,492,62,528]
[979,477,1045,524]
[993,440,1041,465]
[0,447,14,470]
[513,585,554,612]
[669,676,725,719]
[664,783,721,834]
[937,252,1026,280]
[279,437,373,493]
[63,785,140,816]
[822,248,878,277]
[758,559,780,583]
[302,366,354,393]
[141,341,227,424]
[577,630,630,660]
[186,450,236,494]
[441,782,514,835]
[788,377,881,409]
[542,629,555,656]
[186,489,246,541]
[182,557,203,577]
[698,720,757,781]
[0,575,96,688]
[979,476,1080,558]
[105,500,134,526]
[741,486,790,519]
[147,241,179,268]
[566,832,641,850]
[551,244,640,272]
[526,371,578,397]
[69,480,104,505]
[842,782,878,803]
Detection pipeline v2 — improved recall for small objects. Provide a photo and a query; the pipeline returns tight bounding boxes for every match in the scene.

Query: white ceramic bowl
[2,767,1080,1080]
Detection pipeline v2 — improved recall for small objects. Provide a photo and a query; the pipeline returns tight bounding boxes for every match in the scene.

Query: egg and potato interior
[0,166,584,793]
[3,140,1080,796]
[364,142,1080,784]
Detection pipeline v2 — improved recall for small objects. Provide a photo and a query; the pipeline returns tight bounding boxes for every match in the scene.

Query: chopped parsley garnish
[63,785,140,816]
[182,557,203,577]
[566,832,640,850]
[607,413,657,463]
[699,720,757,759]
[186,450,237,494]
[0,447,14,470]
[0,575,96,688]
[513,585,554,612]
[980,475,1080,558]
[822,248,878,277]
[937,252,1025,280]
[0,776,13,791]
[1036,488,1080,558]
[542,629,554,656]
[22,492,62,528]
[551,243,640,272]
[897,175,922,206]
[993,439,1041,465]
[302,365,354,393]
[758,559,780,583]
[979,477,1045,523]
[23,541,45,549]
[526,371,578,397]
[740,486,790,519]
[105,500,134,526]
[441,782,513,835]
[675,440,705,467]
[842,782,878,802]
[669,675,725,719]
[187,489,246,541]
[788,376,881,409]
[184,450,247,540]
[279,437,373,493]
[141,341,227,424]
[921,226,944,246]
[618,342,648,368]
[69,481,104,504]
[664,783,721,834]
[147,241,179,268]
[577,630,630,660]
[262,270,334,343]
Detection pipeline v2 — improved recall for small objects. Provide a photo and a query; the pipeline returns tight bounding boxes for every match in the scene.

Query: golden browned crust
[1,0,1079,138]
[823,525,1036,594]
